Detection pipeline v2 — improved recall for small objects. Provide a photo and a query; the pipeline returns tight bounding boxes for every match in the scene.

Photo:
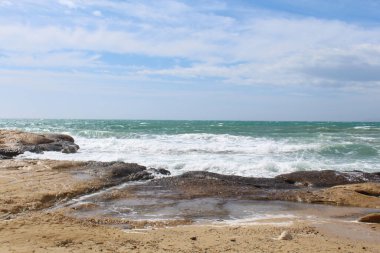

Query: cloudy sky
[1,0,380,121]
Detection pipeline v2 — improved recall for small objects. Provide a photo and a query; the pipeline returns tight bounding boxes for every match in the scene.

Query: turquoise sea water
[1,119,379,177]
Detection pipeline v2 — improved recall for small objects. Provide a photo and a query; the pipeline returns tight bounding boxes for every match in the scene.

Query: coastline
[1,130,380,252]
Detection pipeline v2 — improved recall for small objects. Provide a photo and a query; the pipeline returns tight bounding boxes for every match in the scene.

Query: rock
[0,159,164,215]
[55,239,73,247]
[61,145,79,154]
[278,231,292,240]
[157,168,171,175]
[190,236,197,241]
[276,170,380,188]
[85,161,164,184]
[46,134,75,143]
[91,162,147,178]
[358,213,380,223]
[0,130,79,158]
[0,146,24,158]
[286,183,380,208]
[144,171,380,208]
[147,168,171,176]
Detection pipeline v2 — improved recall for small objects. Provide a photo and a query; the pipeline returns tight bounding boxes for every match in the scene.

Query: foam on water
[3,119,379,177]
[18,131,380,177]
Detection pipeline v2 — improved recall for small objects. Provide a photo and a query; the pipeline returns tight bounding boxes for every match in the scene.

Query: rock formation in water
[0,130,80,158]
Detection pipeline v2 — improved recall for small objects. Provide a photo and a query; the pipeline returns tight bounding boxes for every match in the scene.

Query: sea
[1,119,379,177]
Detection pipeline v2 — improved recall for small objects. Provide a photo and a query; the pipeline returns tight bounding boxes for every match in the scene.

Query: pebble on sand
[278,231,293,240]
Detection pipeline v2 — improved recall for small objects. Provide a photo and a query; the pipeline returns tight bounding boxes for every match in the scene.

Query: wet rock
[0,146,24,159]
[148,168,171,176]
[62,145,80,154]
[0,130,79,158]
[88,162,149,181]
[157,168,171,175]
[152,171,299,191]
[275,170,380,188]
[145,171,380,208]
[83,161,169,185]
[155,170,380,192]
[358,213,380,223]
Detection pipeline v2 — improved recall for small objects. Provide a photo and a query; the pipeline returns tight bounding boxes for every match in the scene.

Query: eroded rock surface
[1,155,379,218]
[275,170,380,187]
[273,182,380,208]
[132,170,380,208]
[0,159,165,216]
[0,130,79,158]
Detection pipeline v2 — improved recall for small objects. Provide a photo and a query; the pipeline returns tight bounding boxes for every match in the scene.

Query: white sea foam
[353,126,372,130]
[18,133,380,177]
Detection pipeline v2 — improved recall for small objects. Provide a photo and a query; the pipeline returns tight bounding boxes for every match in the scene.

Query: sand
[1,212,379,253]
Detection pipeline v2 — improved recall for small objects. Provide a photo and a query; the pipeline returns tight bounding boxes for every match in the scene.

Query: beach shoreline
[1,212,379,253]
[1,129,380,252]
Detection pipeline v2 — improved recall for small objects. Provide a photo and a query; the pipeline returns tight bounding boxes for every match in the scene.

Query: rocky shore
[0,129,79,158]
[1,130,379,252]
[143,170,380,208]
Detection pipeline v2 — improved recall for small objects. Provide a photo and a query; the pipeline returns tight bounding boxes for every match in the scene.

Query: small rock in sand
[358,213,380,223]
[278,231,292,240]
[190,236,197,241]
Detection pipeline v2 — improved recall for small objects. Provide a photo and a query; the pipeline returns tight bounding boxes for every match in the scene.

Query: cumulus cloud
[1,0,380,90]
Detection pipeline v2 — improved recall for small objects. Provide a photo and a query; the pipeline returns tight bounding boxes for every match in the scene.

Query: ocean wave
[318,143,378,157]
[17,133,380,177]
[4,119,379,177]
[353,126,372,130]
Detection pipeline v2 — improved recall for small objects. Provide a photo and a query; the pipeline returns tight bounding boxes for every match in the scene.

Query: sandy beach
[1,212,379,253]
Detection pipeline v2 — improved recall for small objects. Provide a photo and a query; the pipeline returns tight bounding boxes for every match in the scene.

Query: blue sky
[1,0,380,121]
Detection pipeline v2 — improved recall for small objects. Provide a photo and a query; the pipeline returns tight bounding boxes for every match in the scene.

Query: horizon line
[1,118,380,123]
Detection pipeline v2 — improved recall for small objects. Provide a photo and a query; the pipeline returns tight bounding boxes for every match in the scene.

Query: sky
[1,0,380,121]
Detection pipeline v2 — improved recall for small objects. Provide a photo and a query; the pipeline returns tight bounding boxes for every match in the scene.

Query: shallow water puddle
[61,183,379,225]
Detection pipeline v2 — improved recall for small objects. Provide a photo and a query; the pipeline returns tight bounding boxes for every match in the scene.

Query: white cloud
[0,0,11,6]
[92,10,102,17]
[0,51,101,68]
[1,1,380,90]
[58,0,76,9]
